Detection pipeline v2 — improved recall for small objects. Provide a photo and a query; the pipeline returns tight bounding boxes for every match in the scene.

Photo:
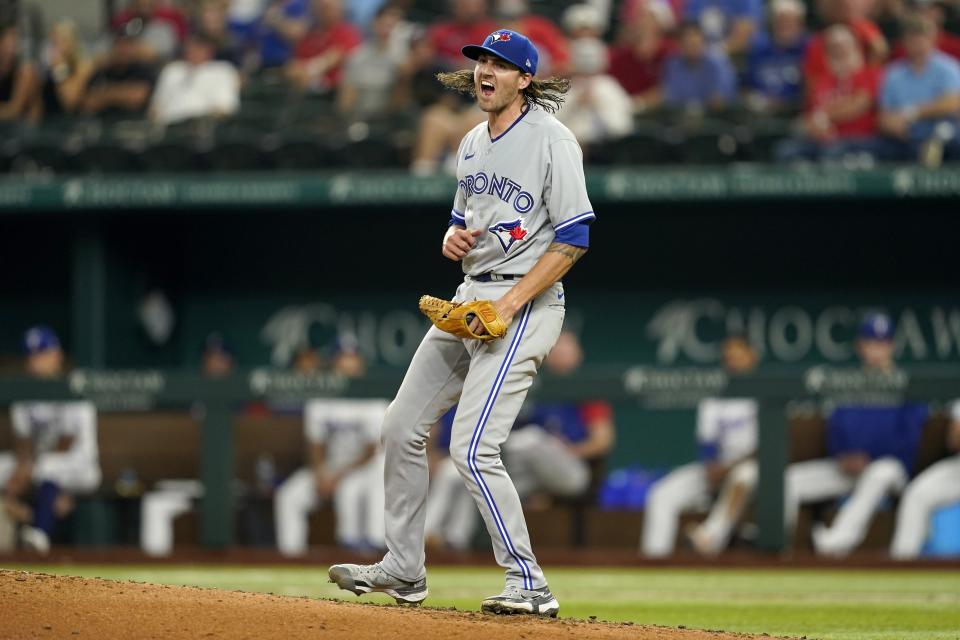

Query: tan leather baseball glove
[419,295,508,341]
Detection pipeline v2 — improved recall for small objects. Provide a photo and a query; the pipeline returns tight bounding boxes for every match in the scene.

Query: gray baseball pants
[378,278,565,590]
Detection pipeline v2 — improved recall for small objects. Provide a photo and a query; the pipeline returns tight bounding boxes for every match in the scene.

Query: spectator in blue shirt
[743,0,809,112]
[684,0,763,56]
[662,21,737,111]
[878,15,960,162]
[346,0,387,33]
[253,0,310,69]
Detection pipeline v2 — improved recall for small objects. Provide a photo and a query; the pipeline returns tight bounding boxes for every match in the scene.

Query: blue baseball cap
[203,331,234,355]
[23,326,61,355]
[858,312,895,341]
[462,29,539,76]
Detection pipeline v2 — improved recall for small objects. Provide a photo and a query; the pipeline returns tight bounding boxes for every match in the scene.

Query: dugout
[1,168,959,555]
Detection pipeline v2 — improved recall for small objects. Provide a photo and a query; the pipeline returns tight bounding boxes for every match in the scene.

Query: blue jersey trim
[554,211,595,231]
[554,220,589,247]
[699,443,720,462]
[451,208,465,220]
[489,105,531,143]
[466,302,535,590]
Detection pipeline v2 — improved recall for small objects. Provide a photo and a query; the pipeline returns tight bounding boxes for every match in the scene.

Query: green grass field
[5,564,959,640]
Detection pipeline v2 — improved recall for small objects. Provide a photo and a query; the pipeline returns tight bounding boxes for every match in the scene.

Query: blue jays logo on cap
[462,28,539,75]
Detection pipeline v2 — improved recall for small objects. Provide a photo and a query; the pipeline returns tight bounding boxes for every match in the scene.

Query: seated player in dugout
[641,334,759,558]
[424,331,615,550]
[424,407,479,552]
[200,332,236,378]
[503,330,615,508]
[0,327,101,554]
[890,398,960,560]
[274,395,388,556]
[785,313,928,557]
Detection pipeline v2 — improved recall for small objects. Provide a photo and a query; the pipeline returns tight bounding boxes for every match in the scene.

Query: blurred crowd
[2,0,960,171]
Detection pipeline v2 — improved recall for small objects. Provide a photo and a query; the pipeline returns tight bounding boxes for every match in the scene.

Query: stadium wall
[2,170,960,474]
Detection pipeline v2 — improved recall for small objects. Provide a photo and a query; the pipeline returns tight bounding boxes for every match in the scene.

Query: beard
[476,84,520,113]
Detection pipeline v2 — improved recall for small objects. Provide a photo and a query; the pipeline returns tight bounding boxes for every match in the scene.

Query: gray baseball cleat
[328,563,428,605]
[481,584,560,617]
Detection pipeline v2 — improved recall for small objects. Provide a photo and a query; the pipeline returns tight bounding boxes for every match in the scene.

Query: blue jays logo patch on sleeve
[488,218,528,254]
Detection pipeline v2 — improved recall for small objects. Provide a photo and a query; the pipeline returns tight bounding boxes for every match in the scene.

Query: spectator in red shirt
[608,1,677,114]
[804,0,888,82]
[428,0,495,70]
[777,25,883,162]
[891,0,960,62]
[494,0,570,76]
[619,0,682,33]
[286,0,362,93]
[111,0,188,62]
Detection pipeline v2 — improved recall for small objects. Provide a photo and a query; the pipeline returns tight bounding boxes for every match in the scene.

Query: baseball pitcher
[330,28,594,617]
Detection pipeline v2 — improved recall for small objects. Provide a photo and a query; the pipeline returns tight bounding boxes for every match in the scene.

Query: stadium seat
[590,131,668,166]
[206,139,268,172]
[72,141,141,174]
[739,118,794,163]
[5,138,70,174]
[229,102,282,132]
[241,70,290,100]
[286,94,339,129]
[264,135,344,170]
[342,138,401,168]
[676,120,742,165]
[138,140,205,173]
[682,133,739,165]
[4,117,83,174]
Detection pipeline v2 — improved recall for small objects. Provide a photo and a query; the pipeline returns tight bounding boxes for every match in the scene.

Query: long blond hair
[436,69,570,114]
[50,20,85,69]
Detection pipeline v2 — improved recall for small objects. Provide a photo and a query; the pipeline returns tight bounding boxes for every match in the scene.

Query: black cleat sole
[481,601,559,618]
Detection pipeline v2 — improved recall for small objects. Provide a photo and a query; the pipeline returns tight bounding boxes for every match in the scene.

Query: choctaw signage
[252,297,960,369]
[645,299,960,365]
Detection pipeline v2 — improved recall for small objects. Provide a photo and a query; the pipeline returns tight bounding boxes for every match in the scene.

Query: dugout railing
[1,365,957,552]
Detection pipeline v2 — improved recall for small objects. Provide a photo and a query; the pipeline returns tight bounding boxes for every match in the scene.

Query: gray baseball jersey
[6,401,101,493]
[379,103,594,593]
[451,106,595,276]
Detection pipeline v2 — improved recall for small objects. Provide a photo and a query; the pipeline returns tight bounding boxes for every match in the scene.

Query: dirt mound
[0,570,792,640]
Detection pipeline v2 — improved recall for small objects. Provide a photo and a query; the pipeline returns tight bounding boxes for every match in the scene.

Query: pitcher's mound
[0,569,791,639]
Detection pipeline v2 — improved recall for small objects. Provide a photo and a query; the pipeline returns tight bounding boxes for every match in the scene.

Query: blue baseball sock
[32,481,60,535]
